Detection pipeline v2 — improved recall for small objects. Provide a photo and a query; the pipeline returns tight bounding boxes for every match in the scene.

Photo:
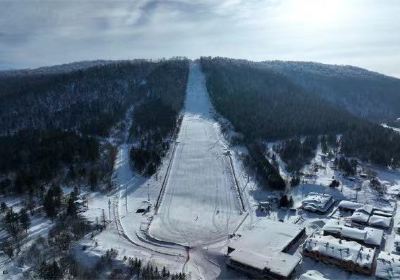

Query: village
[223,138,400,280]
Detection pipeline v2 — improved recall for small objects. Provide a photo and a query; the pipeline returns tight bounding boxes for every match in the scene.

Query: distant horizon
[2,57,399,80]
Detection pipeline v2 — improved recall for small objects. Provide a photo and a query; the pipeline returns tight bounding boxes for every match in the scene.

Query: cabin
[257,201,271,214]
[226,219,306,279]
[301,192,334,214]
[322,219,384,248]
[338,200,394,229]
[303,235,376,275]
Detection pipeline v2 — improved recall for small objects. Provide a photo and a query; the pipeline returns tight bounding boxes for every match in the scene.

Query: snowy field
[149,63,243,246]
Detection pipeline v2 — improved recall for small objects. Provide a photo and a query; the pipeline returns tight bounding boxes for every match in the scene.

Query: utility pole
[102,209,106,228]
[126,183,128,213]
[147,183,150,203]
[108,199,111,221]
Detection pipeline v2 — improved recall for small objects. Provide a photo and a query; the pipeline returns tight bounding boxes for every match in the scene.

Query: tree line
[200,57,400,188]
[129,60,189,176]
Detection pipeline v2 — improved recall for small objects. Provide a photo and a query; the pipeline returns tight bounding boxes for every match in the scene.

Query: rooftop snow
[323,219,383,247]
[299,270,330,280]
[351,210,371,224]
[228,219,304,278]
[304,235,375,268]
[369,215,392,229]
[338,200,363,211]
[301,192,334,213]
[230,218,305,254]
[229,249,300,278]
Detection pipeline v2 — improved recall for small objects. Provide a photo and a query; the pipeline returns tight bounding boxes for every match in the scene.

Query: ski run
[3,62,400,280]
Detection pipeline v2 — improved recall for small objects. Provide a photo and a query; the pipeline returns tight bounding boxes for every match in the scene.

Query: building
[369,214,392,229]
[322,219,384,248]
[350,205,373,225]
[375,251,400,279]
[303,235,376,275]
[301,192,334,214]
[257,201,271,213]
[338,200,393,229]
[299,270,330,280]
[226,219,306,279]
[337,200,363,212]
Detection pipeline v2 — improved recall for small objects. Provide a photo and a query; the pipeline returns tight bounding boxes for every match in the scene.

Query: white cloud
[0,0,399,77]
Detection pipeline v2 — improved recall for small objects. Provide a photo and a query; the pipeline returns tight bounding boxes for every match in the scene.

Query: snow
[351,210,371,224]
[374,210,394,218]
[229,218,304,254]
[227,218,303,278]
[301,192,334,213]
[364,227,385,247]
[299,270,330,280]
[382,123,400,134]
[303,235,376,269]
[228,249,300,278]
[72,63,250,280]
[149,63,243,246]
[322,219,384,247]
[338,200,363,211]
[369,215,392,229]
[376,251,400,279]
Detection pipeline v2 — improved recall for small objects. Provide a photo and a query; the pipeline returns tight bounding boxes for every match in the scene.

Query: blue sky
[0,0,399,77]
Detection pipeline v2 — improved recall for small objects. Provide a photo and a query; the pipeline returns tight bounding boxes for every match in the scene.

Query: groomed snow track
[148,62,244,247]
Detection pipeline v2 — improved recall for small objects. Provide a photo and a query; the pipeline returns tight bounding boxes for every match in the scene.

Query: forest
[129,60,189,176]
[0,59,189,195]
[276,136,319,173]
[200,57,400,178]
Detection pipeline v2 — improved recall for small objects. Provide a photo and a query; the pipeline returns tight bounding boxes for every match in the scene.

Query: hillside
[259,61,400,122]
[200,57,400,169]
[0,59,189,194]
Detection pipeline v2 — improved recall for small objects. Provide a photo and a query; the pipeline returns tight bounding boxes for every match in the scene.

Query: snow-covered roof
[228,219,304,277]
[229,249,300,278]
[364,227,384,247]
[338,200,363,211]
[323,220,383,247]
[230,219,305,254]
[369,215,392,229]
[303,235,375,268]
[376,251,400,279]
[351,210,370,224]
[359,205,374,214]
[374,210,394,218]
[341,227,367,241]
[301,192,334,213]
[299,270,330,280]
[322,220,343,234]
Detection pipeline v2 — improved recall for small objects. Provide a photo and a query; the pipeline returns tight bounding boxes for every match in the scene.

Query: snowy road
[149,63,243,246]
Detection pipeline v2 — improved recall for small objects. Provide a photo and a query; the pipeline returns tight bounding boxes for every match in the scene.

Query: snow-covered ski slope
[149,63,243,246]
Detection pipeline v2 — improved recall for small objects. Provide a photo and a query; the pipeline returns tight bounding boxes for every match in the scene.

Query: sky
[0,0,399,77]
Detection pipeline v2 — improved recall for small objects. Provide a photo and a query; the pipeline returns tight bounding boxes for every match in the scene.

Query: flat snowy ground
[149,63,243,246]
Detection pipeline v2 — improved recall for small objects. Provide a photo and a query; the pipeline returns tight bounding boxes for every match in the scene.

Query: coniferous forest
[200,57,400,182]
[0,59,189,195]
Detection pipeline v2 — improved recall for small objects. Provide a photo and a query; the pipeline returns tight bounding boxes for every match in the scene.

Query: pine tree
[4,208,20,237]
[19,208,30,233]
[43,189,56,219]
[66,191,77,216]
[0,202,7,213]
